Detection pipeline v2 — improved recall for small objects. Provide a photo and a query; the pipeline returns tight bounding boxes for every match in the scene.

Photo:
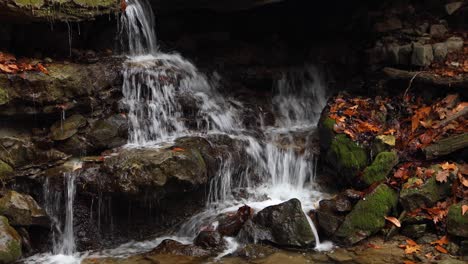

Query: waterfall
[60,172,77,255]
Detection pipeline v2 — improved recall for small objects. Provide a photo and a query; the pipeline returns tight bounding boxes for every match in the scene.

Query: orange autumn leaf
[172,147,185,152]
[462,205,468,216]
[403,261,416,264]
[384,216,401,227]
[411,106,431,132]
[36,63,49,75]
[367,243,382,249]
[435,245,448,254]
[441,162,458,171]
[431,236,449,246]
[121,0,127,11]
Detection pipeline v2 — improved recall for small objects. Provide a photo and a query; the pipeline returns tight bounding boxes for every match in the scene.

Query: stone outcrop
[0,216,22,264]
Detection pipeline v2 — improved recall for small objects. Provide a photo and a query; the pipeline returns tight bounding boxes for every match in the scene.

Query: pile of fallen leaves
[0,52,48,75]
[431,45,468,77]
[327,93,467,155]
[400,236,452,263]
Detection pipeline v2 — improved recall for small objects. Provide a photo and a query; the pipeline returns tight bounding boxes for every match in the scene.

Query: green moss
[0,216,22,263]
[326,134,368,183]
[318,117,336,150]
[400,176,452,211]
[0,160,13,181]
[13,0,44,8]
[447,202,468,238]
[336,184,397,244]
[0,87,8,106]
[322,117,336,132]
[362,151,398,186]
[73,0,115,7]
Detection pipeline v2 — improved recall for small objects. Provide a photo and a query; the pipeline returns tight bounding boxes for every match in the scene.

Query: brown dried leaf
[384,216,401,227]
[462,205,468,216]
[441,162,458,171]
[435,245,448,254]
[436,170,449,183]
[431,236,449,246]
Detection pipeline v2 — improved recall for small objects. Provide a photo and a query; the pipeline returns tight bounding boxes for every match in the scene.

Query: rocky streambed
[0,0,467,263]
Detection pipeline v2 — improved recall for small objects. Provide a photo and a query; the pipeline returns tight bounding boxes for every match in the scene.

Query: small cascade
[60,172,77,255]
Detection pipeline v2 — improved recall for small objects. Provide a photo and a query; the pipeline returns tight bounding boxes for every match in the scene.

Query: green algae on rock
[0,216,21,264]
[399,173,452,211]
[447,202,468,238]
[361,151,398,186]
[335,184,398,245]
[0,88,8,106]
[0,161,13,182]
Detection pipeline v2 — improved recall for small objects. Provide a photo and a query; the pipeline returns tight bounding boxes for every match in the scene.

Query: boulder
[429,24,448,38]
[361,151,398,186]
[78,139,210,196]
[447,202,468,238]
[433,43,448,62]
[445,2,464,15]
[398,44,412,65]
[446,37,464,53]
[401,224,427,239]
[315,202,345,237]
[238,199,315,248]
[399,174,452,211]
[0,190,49,227]
[50,114,87,141]
[149,239,210,257]
[0,0,119,22]
[87,115,128,150]
[218,205,253,236]
[374,18,402,33]
[325,134,368,185]
[411,43,433,67]
[335,184,398,245]
[194,231,225,249]
[0,216,21,264]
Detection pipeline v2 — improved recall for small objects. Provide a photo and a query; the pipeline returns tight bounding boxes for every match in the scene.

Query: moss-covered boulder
[447,202,468,238]
[399,174,452,211]
[318,117,336,150]
[0,0,119,22]
[326,134,368,185]
[361,151,398,186]
[0,88,8,106]
[0,190,49,227]
[335,184,398,245]
[50,114,87,141]
[0,216,21,263]
[0,161,13,182]
[239,199,315,247]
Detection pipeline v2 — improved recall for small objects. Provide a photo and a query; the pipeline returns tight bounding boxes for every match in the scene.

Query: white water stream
[25,0,332,263]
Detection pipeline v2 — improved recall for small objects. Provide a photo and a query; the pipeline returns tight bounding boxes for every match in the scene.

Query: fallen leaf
[436,170,449,183]
[441,162,458,171]
[435,245,448,254]
[367,243,382,249]
[431,236,449,246]
[36,63,49,75]
[462,205,468,216]
[385,216,401,227]
[172,147,185,152]
[403,261,416,264]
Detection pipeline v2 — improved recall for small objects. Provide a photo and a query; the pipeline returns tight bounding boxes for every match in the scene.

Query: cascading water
[26,0,332,262]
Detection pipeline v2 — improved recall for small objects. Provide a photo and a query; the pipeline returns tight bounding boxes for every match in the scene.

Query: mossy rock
[0,190,49,227]
[318,117,336,150]
[326,134,368,185]
[0,216,22,263]
[50,114,87,141]
[399,174,452,211]
[447,202,468,238]
[335,184,398,245]
[0,161,13,182]
[361,151,398,186]
[0,88,8,106]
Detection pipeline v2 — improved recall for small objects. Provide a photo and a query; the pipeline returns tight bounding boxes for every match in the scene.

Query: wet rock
[411,43,433,67]
[0,216,21,263]
[447,202,468,238]
[50,114,87,141]
[79,139,210,196]
[218,205,253,236]
[315,206,344,237]
[0,0,119,22]
[194,231,225,249]
[87,115,128,150]
[374,18,402,33]
[0,190,49,227]
[401,224,427,239]
[399,175,452,211]
[386,44,399,65]
[235,244,278,259]
[239,199,315,248]
[335,184,398,245]
[429,24,448,38]
[433,42,448,62]
[361,151,398,186]
[0,87,8,106]
[335,196,352,213]
[149,239,210,257]
[343,189,363,201]
[445,2,464,15]
[327,248,354,262]
[446,37,464,53]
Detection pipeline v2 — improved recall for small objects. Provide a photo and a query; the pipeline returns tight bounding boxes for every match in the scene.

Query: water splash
[60,172,77,255]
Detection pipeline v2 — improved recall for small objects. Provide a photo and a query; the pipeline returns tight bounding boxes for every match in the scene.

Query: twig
[403,71,423,99]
